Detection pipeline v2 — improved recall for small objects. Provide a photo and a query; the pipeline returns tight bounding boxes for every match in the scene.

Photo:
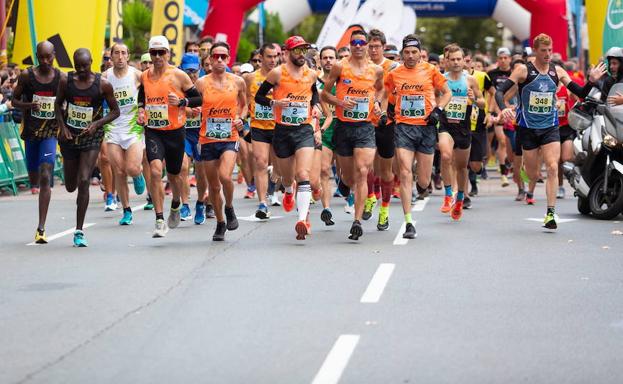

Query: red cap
[284,36,310,50]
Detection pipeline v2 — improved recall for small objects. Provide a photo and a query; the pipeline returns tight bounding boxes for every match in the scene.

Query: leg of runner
[74,149,99,246]
[149,158,168,236]
[219,151,239,231]
[179,154,192,221]
[376,156,394,231]
[320,146,335,225]
[142,151,154,210]
[451,147,470,221]
[252,139,272,219]
[99,144,117,211]
[494,124,509,187]
[438,133,455,213]
[311,145,323,203]
[194,161,211,222]
[351,147,376,238]
[37,162,53,235]
[204,159,225,240]
[558,135,574,199]
[523,142,561,218]
[239,138,255,199]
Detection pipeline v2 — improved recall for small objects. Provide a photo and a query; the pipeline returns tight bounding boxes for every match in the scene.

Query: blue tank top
[444,71,470,123]
[517,62,559,129]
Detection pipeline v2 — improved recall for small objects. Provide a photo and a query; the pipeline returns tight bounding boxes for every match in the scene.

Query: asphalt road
[1,176,622,384]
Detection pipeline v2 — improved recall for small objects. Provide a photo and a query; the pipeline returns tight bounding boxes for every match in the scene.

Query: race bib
[66,103,93,129]
[206,118,232,140]
[113,85,135,107]
[31,94,56,120]
[342,96,369,121]
[470,105,480,131]
[400,95,425,118]
[254,103,274,120]
[446,96,468,121]
[528,91,553,114]
[557,98,566,118]
[185,113,201,129]
[146,104,169,128]
[281,102,308,125]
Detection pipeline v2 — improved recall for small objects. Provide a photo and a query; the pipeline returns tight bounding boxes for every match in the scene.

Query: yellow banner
[587,0,623,64]
[13,0,109,71]
[110,0,124,46]
[151,0,185,65]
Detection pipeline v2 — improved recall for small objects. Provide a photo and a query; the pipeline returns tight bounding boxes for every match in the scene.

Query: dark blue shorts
[24,137,57,172]
[184,128,201,160]
[200,141,239,161]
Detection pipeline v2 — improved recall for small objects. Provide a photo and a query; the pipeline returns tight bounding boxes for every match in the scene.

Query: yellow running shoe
[34,229,48,244]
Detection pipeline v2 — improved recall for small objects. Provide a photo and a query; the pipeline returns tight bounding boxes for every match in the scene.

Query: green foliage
[416,18,503,55]
[291,14,327,43]
[122,0,153,59]
[237,12,288,62]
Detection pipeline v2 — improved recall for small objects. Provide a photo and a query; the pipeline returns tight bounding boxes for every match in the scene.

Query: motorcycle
[565,83,623,219]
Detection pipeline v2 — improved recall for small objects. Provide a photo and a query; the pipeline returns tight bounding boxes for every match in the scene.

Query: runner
[55,48,120,246]
[321,29,385,240]
[438,44,485,220]
[243,42,279,219]
[255,36,320,240]
[13,41,63,243]
[138,36,203,237]
[196,42,247,241]
[385,34,451,238]
[140,53,152,72]
[318,45,337,226]
[102,43,146,226]
[496,33,606,229]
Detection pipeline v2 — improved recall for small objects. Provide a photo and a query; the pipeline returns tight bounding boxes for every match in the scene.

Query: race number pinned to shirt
[470,105,480,131]
[185,112,201,129]
[114,85,135,107]
[400,95,425,117]
[146,104,170,128]
[31,94,56,120]
[528,91,553,114]
[206,118,232,140]
[281,102,308,125]
[254,103,274,120]
[342,96,369,120]
[66,103,93,129]
[446,96,468,121]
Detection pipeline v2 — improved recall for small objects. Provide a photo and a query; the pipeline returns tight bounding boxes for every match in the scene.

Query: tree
[237,12,287,62]
[291,14,327,43]
[416,17,503,55]
[122,0,152,59]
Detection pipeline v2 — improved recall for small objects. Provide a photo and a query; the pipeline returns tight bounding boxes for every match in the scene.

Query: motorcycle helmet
[605,46,623,77]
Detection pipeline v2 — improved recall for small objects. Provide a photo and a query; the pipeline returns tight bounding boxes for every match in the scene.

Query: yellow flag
[13,0,109,71]
[151,0,185,65]
[110,0,124,46]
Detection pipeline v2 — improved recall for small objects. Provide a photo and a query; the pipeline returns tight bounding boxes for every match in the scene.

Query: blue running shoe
[194,202,206,225]
[344,192,355,214]
[133,174,146,195]
[73,230,88,247]
[105,193,117,211]
[119,210,133,225]
[180,203,192,221]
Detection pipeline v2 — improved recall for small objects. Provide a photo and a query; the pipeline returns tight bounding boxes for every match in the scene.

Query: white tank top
[104,66,141,134]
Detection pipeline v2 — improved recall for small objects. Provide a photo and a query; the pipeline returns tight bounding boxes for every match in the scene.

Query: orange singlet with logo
[335,59,377,123]
[141,67,186,130]
[273,64,314,126]
[249,71,275,130]
[385,61,446,126]
[199,72,240,144]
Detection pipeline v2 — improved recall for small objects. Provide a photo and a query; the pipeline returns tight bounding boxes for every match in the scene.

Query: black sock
[124,207,132,213]
[547,206,555,215]
[500,164,508,175]
[171,199,180,209]
[156,212,164,220]
[527,192,533,199]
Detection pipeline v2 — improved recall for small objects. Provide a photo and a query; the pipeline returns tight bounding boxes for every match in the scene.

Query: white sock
[297,182,312,221]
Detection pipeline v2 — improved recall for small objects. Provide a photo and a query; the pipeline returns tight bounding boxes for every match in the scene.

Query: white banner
[316,0,360,48]
[351,0,403,38]
[387,5,416,48]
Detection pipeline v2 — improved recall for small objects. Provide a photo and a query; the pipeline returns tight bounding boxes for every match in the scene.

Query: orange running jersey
[249,70,275,130]
[142,67,186,130]
[385,62,447,126]
[199,72,239,144]
[335,59,377,123]
[273,64,315,126]
[371,58,398,126]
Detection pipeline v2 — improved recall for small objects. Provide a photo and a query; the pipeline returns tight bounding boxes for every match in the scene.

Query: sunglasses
[350,39,368,47]
[184,68,199,74]
[211,53,229,61]
[291,47,308,56]
[150,50,167,57]
[103,56,111,61]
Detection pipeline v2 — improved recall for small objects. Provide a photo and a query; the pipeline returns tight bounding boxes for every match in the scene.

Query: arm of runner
[374,66,385,116]
[11,72,38,111]
[559,62,607,98]
[320,62,354,109]
[235,76,248,131]
[468,76,485,109]
[255,67,285,107]
[85,78,120,136]
[319,100,333,132]
[496,64,526,121]
[54,73,72,142]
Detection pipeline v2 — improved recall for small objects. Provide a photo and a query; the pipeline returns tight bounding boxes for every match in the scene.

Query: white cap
[497,47,511,57]
[149,35,170,51]
[240,63,254,74]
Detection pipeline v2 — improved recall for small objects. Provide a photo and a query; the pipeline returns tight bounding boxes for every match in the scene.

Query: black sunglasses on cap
[150,49,167,57]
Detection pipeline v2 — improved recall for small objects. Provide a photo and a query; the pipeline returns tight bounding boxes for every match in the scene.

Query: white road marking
[311,334,360,384]
[412,197,430,211]
[360,263,395,303]
[131,203,147,211]
[525,217,577,223]
[27,223,96,245]
[237,215,283,222]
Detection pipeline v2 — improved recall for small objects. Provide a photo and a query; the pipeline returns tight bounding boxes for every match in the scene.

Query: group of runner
[15,29,608,246]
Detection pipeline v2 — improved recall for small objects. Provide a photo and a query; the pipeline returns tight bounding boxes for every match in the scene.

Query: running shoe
[516,190,527,202]
[463,196,472,210]
[557,187,565,199]
[225,206,239,230]
[119,210,133,225]
[377,207,389,231]
[348,220,363,240]
[411,191,417,203]
[337,179,350,197]
[213,221,226,241]
[244,189,255,199]
[320,208,335,226]
[105,193,117,211]
[526,196,536,205]
[440,195,453,213]
[153,219,169,238]
[236,171,244,184]
[180,203,192,221]
[188,175,196,187]
[451,200,464,221]
[543,212,558,230]
[73,230,88,247]
[295,220,308,240]
[164,182,172,195]
[469,183,478,197]
[268,194,281,206]
[34,228,47,244]
[31,187,39,195]
[168,206,181,229]
[362,195,377,220]
[144,196,154,210]
[433,174,442,190]
[312,188,322,202]
[344,193,355,214]
[205,204,216,219]
[481,167,489,180]
[255,203,271,220]
[133,174,146,195]
[194,202,206,225]
[283,192,295,212]
[501,174,510,187]
[402,222,416,239]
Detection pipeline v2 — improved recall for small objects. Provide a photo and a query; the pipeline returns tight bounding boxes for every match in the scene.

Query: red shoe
[189,175,197,187]
[31,187,40,195]
[244,190,255,199]
[295,220,308,240]
[451,200,464,221]
[237,172,244,184]
[164,182,172,196]
[312,188,321,201]
[440,195,453,213]
[526,196,536,205]
[283,192,295,212]
[305,219,312,236]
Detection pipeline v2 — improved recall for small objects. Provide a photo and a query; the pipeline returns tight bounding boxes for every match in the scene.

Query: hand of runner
[83,120,102,136]
[30,101,41,112]
[233,117,244,131]
[607,92,623,106]
[373,102,382,116]
[501,106,516,122]
[137,108,146,125]
[191,107,201,117]
[340,98,357,110]
[467,88,475,102]
[313,129,321,146]
[272,98,291,108]
[588,62,607,84]
[167,92,180,106]
[59,126,74,142]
